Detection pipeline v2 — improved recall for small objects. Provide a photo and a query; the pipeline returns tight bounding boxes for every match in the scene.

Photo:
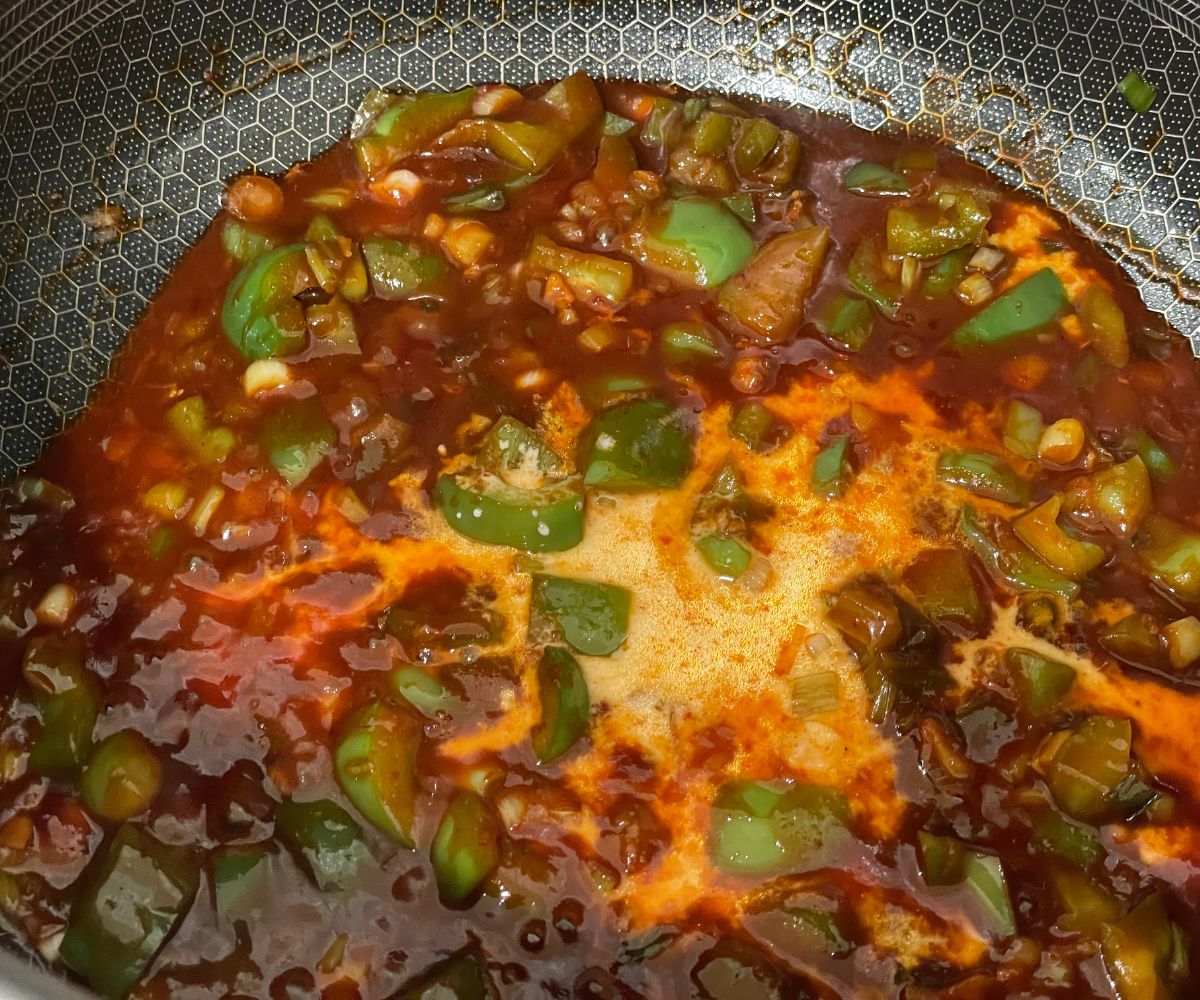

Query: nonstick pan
[0,0,1199,994]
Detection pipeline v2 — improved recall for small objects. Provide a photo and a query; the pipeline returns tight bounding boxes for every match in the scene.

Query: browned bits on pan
[225,174,285,223]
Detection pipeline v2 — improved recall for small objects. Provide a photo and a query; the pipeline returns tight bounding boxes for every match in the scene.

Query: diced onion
[1164,615,1200,670]
[335,487,370,525]
[738,553,773,592]
[899,255,920,293]
[578,321,621,353]
[442,219,493,267]
[1038,418,1085,464]
[189,486,226,536]
[968,246,1006,273]
[242,359,290,396]
[35,584,75,625]
[791,670,840,717]
[956,272,994,306]
[141,481,190,519]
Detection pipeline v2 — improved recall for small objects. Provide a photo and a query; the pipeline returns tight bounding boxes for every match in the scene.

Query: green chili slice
[811,435,852,499]
[221,244,311,360]
[1007,648,1075,717]
[696,535,753,580]
[79,731,163,822]
[532,646,590,765]
[333,701,422,847]
[435,471,585,553]
[430,789,502,904]
[959,504,1079,601]
[951,267,1069,349]
[936,449,1029,504]
[362,237,445,300]
[260,398,336,488]
[843,161,910,196]
[1119,70,1157,114]
[634,196,754,289]
[274,798,366,892]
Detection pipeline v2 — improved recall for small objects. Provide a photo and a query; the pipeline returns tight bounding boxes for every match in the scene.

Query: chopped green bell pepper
[729,401,775,450]
[444,184,506,214]
[886,188,990,259]
[843,161,910,196]
[959,504,1079,601]
[1003,400,1044,460]
[399,950,497,1000]
[333,701,422,847]
[391,666,451,717]
[1132,429,1176,480]
[435,470,585,552]
[529,574,631,656]
[696,534,752,580]
[811,435,852,499]
[634,196,754,289]
[60,824,198,999]
[961,851,1016,938]
[430,789,502,904]
[213,845,272,920]
[1013,495,1107,579]
[709,779,850,875]
[221,218,277,263]
[936,449,1028,504]
[951,267,1069,349]
[900,548,987,634]
[221,244,312,360]
[1007,648,1075,717]
[1042,716,1137,823]
[817,295,874,352]
[921,247,971,299]
[362,237,445,300]
[1102,893,1189,1000]
[848,237,901,318]
[24,636,98,778]
[80,731,163,822]
[660,321,726,364]
[354,87,475,179]
[527,236,634,306]
[274,798,366,892]
[532,646,590,765]
[578,399,692,491]
[1119,70,1158,114]
[1030,806,1103,869]
[477,416,566,485]
[1136,513,1200,602]
[260,398,336,487]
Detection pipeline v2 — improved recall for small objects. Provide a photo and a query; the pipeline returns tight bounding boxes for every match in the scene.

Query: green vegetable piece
[579,399,692,491]
[578,372,657,410]
[843,161,910,196]
[274,798,365,892]
[961,852,1016,938]
[24,637,99,778]
[1052,865,1122,936]
[603,111,636,135]
[635,196,754,288]
[1099,613,1167,673]
[435,471,585,553]
[918,831,966,886]
[213,845,272,920]
[1137,513,1200,602]
[527,235,634,305]
[921,247,972,299]
[354,88,475,179]
[333,701,421,846]
[430,789,502,904]
[951,267,1069,349]
[529,574,631,656]
[1003,400,1044,459]
[818,295,874,352]
[848,237,901,318]
[1043,716,1135,823]
[691,111,733,154]
[959,504,1079,601]
[1101,893,1189,1000]
[692,938,792,998]
[696,535,752,581]
[477,416,565,484]
[60,824,198,999]
[790,671,841,718]
[260,398,336,487]
[640,97,682,149]
[399,950,497,1000]
[1132,429,1176,480]
[391,666,450,717]
[532,646,590,765]
[936,449,1029,504]
[444,184,506,214]
[722,192,756,224]
[80,731,163,822]
[887,188,990,259]
[221,219,277,263]
[729,401,773,450]
[733,119,780,176]
[660,321,725,364]
[811,435,852,499]
[1007,648,1075,716]
[710,779,850,875]
[165,396,236,464]
[362,237,445,301]
[1119,70,1158,114]
[1030,807,1103,869]
[901,548,987,635]
[221,244,311,360]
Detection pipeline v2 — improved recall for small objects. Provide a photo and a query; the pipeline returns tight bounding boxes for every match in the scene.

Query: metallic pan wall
[0,0,1198,487]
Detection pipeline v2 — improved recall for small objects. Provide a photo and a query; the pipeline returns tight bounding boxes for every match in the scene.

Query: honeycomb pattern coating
[1,0,1199,481]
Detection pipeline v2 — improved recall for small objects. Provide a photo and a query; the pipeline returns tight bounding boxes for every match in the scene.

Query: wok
[0,0,1199,994]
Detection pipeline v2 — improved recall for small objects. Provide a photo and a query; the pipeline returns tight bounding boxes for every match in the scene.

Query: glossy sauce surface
[0,78,1198,999]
